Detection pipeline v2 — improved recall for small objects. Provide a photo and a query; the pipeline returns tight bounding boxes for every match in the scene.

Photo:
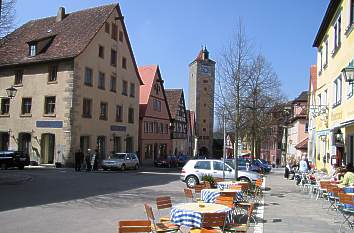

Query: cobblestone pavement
[262,168,351,233]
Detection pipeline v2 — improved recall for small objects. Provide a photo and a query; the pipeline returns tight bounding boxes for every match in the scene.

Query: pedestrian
[284,161,293,179]
[85,149,92,172]
[299,156,309,173]
[93,149,99,171]
[74,149,84,172]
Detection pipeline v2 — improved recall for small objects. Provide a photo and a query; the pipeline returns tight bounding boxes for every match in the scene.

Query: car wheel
[186,175,198,188]
[239,177,251,183]
[18,165,24,170]
[121,164,126,171]
[0,163,7,170]
[134,164,139,170]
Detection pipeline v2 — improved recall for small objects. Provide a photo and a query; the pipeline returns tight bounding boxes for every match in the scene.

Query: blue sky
[14,0,329,102]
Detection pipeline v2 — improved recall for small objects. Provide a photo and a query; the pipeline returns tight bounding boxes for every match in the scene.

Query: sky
[14,0,329,103]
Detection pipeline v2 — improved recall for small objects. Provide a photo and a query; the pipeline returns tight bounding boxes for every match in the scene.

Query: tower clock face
[200,65,211,75]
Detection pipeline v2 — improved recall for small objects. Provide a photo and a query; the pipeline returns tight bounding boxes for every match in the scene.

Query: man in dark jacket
[85,149,92,172]
[75,149,84,172]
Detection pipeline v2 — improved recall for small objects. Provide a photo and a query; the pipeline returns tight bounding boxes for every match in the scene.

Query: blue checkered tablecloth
[170,203,233,228]
[201,189,221,203]
[343,186,354,209]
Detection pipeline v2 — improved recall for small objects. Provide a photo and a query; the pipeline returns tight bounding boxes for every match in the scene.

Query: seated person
[340,163,354,186]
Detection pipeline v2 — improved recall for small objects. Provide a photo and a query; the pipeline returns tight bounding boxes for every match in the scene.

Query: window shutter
[347,0,352,28]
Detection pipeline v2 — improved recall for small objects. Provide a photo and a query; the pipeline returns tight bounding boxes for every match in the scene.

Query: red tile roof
[0,4,116,67]
[165,89,183,119]
[138,65,159,105]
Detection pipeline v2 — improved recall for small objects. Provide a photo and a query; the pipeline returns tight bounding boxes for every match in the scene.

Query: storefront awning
[295,138,308,150]
[340,119,354,128]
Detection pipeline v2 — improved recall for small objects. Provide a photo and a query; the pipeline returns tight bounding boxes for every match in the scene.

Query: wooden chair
[215,196,235,209]
[195,184,205,198]
[156,196,172,222]
[204,181,212,189]
[337,193,354,232]
[118,220,152,233]
[200,212,227,233]
[214,178,224,183]
[144,203,180,233]
[224,203,254,232]
[184,188,194,202]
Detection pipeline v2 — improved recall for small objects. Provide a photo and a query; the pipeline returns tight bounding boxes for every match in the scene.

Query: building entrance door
[126,137,133,153]
[97,136,106,160]
[41,133,55,164]
[18,133,31,156]
[0,132,9,150]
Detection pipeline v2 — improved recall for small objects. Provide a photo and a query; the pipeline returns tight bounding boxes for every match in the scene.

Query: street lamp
[342,61,354,84]
[5,86,17,99]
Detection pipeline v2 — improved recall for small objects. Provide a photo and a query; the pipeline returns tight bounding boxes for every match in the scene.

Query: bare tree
[216,21,285,171]
[0,0,16,38]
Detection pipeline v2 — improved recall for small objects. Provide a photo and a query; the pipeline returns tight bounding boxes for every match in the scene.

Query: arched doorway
[18,133,31,156]
[0,132,9,150]
[199,146,209,157]
[41,133,55,164]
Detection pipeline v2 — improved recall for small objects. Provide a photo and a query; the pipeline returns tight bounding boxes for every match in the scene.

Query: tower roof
[190,46,215,65]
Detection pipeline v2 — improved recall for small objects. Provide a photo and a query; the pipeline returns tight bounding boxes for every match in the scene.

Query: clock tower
[188,47,215,156]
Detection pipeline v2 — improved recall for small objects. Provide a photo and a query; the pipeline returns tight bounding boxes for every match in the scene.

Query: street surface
[0,167,350,233]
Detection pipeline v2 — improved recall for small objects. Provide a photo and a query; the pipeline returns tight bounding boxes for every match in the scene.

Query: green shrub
[202,174,216,188]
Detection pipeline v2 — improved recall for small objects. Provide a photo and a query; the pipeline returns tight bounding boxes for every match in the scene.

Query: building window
[100,102,108,120]
[130,83,135,97]
[203,80,208,83]
[153,99,161,112]
[14,70,23,85]
[305,123,309,133]
[82,98,92,118]
[111,49,117,67]
[154,83,160,95]
[115,105,123,122]
[98,72,105,90]
[203,128,206,132]
[122,80,128,96]
[319,47,323,73]
[160,123,164,134]
[21,98,32,115]
[105,22,110,33]
[110,76,117,92]
[351,0,354,25]
[29,43,37,56]
[122,57,127,69]
[333,14,342,52]
[149,122,153,133]
[333,76,342,107]
[44,96,56,114]
[119,31,123,42]
[113,136,121,153]
[0,98,10,115]
[84,67,93,86]
[111,23,118,41]
[324,40,328,67]
[154,122,159,133]
[128,108,134,123]
[48,64,57,82]
[98,45,104,58]
[144,122,149,133]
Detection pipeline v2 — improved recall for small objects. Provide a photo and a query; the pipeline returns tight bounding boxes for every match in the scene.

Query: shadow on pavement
[0,166,182,212]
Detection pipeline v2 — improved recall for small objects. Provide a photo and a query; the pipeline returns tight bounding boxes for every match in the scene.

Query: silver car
[180,159,261,188]
[102,153,139,171]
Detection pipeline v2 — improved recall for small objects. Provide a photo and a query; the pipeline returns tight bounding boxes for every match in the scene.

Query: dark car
[154,155,178,168]
[177,155,190,167]
[0,150,30,170]
[225,158,263,173]
[253,159,272,173]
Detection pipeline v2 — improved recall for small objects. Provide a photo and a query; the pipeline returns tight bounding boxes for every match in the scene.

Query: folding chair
[184,188,195,202]
[144,203,180,233]
[199,212,227,233]
[118,220,152,233]
[224,203,254,233]
[338,193,354,232]
[156,196,172,222]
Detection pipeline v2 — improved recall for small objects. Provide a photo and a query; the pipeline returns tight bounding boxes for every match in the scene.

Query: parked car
[253,159,272,173]
[154,155,178,168]
[180,159,261,188]
[225,158,262,173]
[177,155,190,167]
[102,153,139,171]
[0,150,30,170]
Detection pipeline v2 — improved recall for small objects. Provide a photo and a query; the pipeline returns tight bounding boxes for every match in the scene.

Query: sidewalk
[262,169,341,233]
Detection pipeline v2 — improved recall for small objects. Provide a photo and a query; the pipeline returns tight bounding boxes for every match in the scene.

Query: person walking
[85,149,92,172]
[299,156,309,173]
[74,149,84,172]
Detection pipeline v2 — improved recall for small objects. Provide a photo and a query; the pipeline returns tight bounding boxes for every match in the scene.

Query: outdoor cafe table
[201,188,241,203]
[217,181,249,190]
[170,203,233,228]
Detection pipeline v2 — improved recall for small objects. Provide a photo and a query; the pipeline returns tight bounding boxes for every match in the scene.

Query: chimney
[56,7,65,22]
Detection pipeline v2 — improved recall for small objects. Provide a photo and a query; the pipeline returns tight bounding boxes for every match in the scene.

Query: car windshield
[110,153,126,159]
[225,160,235,169]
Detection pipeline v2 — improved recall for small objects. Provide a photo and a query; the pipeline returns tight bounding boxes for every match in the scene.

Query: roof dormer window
[29,43,37,56]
